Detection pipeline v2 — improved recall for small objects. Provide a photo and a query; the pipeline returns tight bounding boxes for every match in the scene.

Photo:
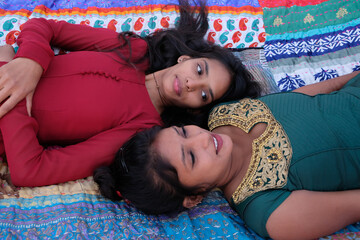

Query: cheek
[201,152,217,170]
[182,93,203,108]
[178,172,201,188]
[217,71,232,95]
[163,78,172,95]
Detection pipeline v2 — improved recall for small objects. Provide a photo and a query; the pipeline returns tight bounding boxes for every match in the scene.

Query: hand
[0,172,19,199]
[0,57,43,118]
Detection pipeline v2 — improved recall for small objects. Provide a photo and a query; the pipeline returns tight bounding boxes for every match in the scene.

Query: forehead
[153,127,183,170]
[154,128,179,157]
[156,127,176,142]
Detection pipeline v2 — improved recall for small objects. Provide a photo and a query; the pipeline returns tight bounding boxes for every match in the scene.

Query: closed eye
[181,126,195,167]
[181,126,187,137]
[190,151,195,167]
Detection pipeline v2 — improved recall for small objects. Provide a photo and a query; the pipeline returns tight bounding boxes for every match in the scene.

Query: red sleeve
[15,18,148,72]
[0,101,151,187]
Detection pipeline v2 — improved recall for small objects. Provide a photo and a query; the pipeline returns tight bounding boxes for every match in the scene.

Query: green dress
[208,74,360,238]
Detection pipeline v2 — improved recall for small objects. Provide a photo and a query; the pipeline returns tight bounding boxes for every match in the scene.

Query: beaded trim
[208,99,292,204]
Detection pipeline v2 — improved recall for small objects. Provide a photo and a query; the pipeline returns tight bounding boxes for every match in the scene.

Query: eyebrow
[172,127,186,168]
[203,60,214,102]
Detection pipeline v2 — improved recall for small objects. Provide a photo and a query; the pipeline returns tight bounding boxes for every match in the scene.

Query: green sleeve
[232,189,291,238]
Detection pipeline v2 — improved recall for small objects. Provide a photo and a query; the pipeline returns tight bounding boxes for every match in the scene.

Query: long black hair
[114,0,261,128]
[94,126,203,214]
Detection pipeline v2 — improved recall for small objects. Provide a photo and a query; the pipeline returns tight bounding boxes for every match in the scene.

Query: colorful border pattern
[0,1,264,49]
[262,0,360,91]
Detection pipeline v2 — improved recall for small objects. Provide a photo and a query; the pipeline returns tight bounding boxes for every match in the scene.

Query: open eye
[197,64,203,75]
[201,90,208,102]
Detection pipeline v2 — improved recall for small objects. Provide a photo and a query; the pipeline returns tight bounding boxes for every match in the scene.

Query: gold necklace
[153,72,167,106]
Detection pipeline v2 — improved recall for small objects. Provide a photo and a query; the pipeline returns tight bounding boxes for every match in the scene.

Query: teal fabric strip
[263,0,360,36]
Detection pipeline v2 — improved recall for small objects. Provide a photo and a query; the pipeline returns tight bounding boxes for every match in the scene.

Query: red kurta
[0,18,162,187]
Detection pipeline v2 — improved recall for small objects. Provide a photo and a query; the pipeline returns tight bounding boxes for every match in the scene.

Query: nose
[184,131,210,150]
[185,77,204,92]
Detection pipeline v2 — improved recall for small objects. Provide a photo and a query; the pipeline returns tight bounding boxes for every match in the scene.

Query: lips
[212,133,223,154]
[173,77,182,96]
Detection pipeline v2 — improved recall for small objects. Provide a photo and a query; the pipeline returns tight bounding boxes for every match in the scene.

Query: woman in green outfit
[94,72,360,240]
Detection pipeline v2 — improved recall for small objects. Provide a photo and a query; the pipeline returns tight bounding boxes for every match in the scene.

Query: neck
[213,126,254,202]
[145,72,166,114]
[218,123,268,202]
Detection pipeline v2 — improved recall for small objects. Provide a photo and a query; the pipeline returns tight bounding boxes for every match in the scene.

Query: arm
[5,18,124,116]
[0,101,151,187]
[0,18,147,119]
[15,18,123,72]
[266,190,360,240]
[293,71,359,95]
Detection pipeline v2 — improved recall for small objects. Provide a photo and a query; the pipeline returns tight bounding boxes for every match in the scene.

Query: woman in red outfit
[0,0,260,187]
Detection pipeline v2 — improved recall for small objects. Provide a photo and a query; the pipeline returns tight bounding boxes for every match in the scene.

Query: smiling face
[152,125,233,190]
[158,56,232,109]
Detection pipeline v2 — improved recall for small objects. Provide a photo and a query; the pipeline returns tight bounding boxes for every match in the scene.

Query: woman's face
[153,125,233,190]
[159,56,232,109]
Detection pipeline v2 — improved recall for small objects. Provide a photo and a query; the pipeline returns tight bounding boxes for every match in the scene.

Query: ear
[182,195,204,208]
[178,55,191,63]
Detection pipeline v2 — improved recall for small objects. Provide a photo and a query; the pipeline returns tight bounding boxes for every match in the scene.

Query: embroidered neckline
[208,98,292,204]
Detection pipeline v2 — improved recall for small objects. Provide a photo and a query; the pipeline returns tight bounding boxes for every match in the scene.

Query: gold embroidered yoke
[208,98,292,204]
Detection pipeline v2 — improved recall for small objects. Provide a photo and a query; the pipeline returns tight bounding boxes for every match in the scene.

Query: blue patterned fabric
[265,25,360,61]
[0,179,262,239]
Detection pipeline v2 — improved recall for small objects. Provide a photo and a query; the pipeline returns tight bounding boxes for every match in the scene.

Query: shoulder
[130,37,148,48]
[125,36,148,53]
[232,189,292,238]
[208,98,269,132]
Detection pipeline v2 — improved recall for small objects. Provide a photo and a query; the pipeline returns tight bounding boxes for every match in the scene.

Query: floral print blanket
[0,0,359,239]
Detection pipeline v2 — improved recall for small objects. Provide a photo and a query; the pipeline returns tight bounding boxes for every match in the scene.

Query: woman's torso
[208,75,360,237]
[32,50,161,145]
